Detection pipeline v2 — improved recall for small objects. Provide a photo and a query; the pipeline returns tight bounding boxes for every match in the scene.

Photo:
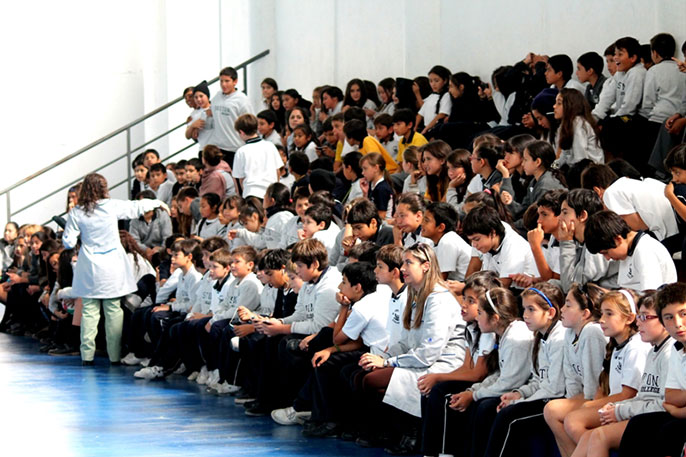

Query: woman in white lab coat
[63,173,168,365]
[358,243,465,454]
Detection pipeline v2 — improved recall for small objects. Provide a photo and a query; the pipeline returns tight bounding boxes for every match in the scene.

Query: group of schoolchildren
[2,31,686,457]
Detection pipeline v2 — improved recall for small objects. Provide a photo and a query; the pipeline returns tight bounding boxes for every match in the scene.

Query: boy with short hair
[592,44,621,120]
[374,245,407,350]
[557,189,619,293]
[171,160,188,196]
[257,109,282,146]
[143,148,177,183]
[576,51,607,109]
[392,108,428,163]
[197,246,263,388]
[148,163,175,206]
[185,158,203,189]
[374,113,398,159]
[200,144,235,198]
[421,202,471,281]
[176,186,202,224]
[462,205,537,288]
[346,199,395,249]
[133,239,204,379]
[300,204,340,258]
[244,239,341,416]
[619,284,686,457]
[343,119,399,174]
[209,66,254,167]
[585,210,677,291]
[232,113,283,199]
[545,54,586,92]
[280,188,310,249]
[288,152,310,196]
[581,163,679,241]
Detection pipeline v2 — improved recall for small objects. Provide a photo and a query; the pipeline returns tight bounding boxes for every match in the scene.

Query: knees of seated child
[563,406,600,443]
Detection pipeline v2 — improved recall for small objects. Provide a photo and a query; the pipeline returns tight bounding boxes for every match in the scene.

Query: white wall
[1,0,684,228]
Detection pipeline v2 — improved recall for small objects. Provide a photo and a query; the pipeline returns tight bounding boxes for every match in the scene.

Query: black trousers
[437,394,501,457]
[197,318,232,370]
[618,411,686,457]
[253,333,303,408]
[2,283,44,329]
[483,398,558,457]
[178,317,211,372]
[148,313,185,369]
[311,350,365,422]
[421,380,474,456]
[128,305,154,357]
[239,332,268,396]
[217,324,240,384]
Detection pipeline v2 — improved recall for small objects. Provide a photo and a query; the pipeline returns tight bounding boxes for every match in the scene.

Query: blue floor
[0,333,387,457]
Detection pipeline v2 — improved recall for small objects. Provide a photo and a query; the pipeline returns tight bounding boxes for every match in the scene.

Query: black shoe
[383,432,419,455]
[244,401,270,417]
[302,422,341,438]
[40,343,57,353]
[340,427,359,442]
[356,430,392,448]
[82,360,95,366]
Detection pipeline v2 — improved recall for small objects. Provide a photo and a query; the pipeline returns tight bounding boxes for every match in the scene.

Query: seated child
[257,109,282,146]
[422,202,471,282]
[299,204,340,258]
[149,163,175,206]
[585,210,677,291]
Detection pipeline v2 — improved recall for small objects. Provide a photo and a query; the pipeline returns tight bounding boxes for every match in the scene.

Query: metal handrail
[2,49,270,225]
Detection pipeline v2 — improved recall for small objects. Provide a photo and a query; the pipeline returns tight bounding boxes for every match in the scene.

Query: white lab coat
[383,285,466,417]
[63,198,164,298]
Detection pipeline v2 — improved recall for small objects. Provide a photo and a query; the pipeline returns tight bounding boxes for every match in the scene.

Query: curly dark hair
[78,173,109,214]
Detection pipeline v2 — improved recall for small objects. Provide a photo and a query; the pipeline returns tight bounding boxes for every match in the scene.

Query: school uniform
[466,169,503,195]
[419,92,452,129]
[232,137,283,199]
[401,227,433,248]
[397,131,428,162]
[152,180,175,207]
[556,116,604,167]
[280,216,303,249]
[603,177,679,241]
[434,231,471,281]
[563,322,608,399]
[542,235,561,275]
[592,76,617,120]
[258,207,296,249]
[618,341,686,457]
[312,223,341,259]
[254,284,278,316]
[501,169,565,219]
[282,267,341,335]
[295,141,318,162]
[421,322,496,456]
[479,223,538,280]
[186,272,215,316]
[441,321,534,457]
[610,332,651,395]
[643,60,686,124]
[188,107,214,150]
[262,129,282,147]
[193,217,227,239]
[484,321,567,457]
[225,220,244,250]
[169,266,203,313]
[380,137,399,161]
[232,227,266,249]
[128,208,172,252]
[402,174,427,196]
[383,285,466,417]
[368,177,394,216]
[584,74,607,109]
[342,178,364,204]
[613,335,674,420]
[617,231,677,291]
[209,90,254,152]
[360,136,399,174]
[559,239,619,293]
[614,65,649,118]
[492,90,517,126]
[385,285,408,351]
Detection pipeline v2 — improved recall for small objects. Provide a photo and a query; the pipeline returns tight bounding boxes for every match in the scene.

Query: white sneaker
[271,406,311,426]
[173,363,186,375]
[214,381,241,395]
[121,353,145,366]
[140,358,151,367]
[207,369,220,387]
[187,371,199,381]
[196,366,210,385]
[134,365,164,380]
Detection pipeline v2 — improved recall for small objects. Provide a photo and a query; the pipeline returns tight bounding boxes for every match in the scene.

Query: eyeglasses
[636,313,659,322]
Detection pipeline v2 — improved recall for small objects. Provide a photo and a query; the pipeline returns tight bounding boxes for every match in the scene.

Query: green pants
[80,297,123,362]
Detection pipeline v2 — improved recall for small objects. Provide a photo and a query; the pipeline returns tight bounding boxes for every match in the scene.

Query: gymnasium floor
[0,333,386,457]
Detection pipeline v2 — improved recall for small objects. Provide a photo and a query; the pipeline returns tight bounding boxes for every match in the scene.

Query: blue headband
[529,287,554,309]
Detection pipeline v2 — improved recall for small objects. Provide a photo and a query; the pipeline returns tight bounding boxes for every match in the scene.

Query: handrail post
[5,192,10,223]
[243,66,248,95]
[126,128,132,198]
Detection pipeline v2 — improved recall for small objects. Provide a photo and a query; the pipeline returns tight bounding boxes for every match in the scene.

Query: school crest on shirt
[640,372,660,394]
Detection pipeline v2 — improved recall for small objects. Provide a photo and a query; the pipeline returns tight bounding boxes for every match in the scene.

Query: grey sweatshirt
[563,323,608,399]
[282,267,341,335]
[512,320,567,403]
[614,336,675,421]
[559,240,618,293]
[468,320,534,401]
[500,170,565,219]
